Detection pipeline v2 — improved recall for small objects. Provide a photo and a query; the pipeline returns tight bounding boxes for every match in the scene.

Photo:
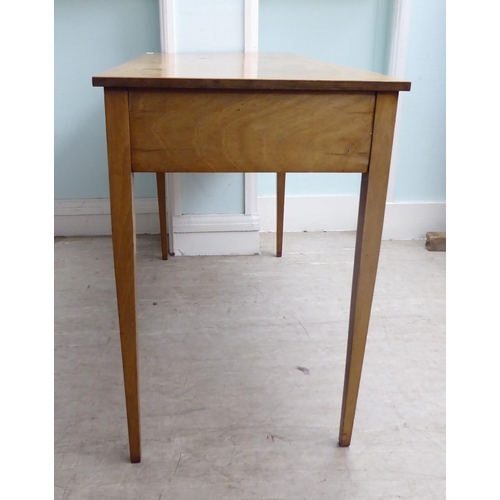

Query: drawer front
[129,89,375,173]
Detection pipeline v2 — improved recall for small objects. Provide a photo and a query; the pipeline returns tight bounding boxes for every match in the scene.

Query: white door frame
[387,0,412,202]
[158,0,412,250]
[159,0,260,255]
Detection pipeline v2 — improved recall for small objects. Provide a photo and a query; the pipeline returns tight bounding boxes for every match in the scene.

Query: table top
[92,52,410,92]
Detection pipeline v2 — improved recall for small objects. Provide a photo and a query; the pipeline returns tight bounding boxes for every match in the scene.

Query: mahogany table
[93,52,410,463]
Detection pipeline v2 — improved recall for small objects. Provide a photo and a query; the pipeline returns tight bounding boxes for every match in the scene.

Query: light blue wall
[258,0,393,196]
[180,174,245,214]
[54,0,161,200]
[392,0,446,202]
[260,0,392,72]
[258,0,446,203]
[55,0,445,206]
[175,0,245,214]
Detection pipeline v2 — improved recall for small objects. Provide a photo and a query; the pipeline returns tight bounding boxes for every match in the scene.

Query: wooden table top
[92,52,411,92]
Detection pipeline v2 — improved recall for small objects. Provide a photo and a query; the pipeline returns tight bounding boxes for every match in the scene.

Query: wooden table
[93,52,410,463]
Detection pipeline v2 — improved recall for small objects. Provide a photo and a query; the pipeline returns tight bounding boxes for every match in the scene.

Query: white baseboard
[258,195,360,233]
[382,201,446,240]
[172,214,259,233]
[173,230,260,256]
[54,198,161,236]
[171,214,260,255]
[54,199,261,255]
[54,195,446,250]
[257,195,445,240]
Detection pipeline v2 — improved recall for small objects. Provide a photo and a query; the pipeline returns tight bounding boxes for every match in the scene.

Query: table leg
[276,172,286,257]
[104,89,141,463]
[156,172,169,260]
[338,92,398,447]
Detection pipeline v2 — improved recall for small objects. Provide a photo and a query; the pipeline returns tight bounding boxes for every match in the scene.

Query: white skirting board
[171,214,260,256]
[55,196,446,254]
[257,195,446,240]
[54,199,261,256]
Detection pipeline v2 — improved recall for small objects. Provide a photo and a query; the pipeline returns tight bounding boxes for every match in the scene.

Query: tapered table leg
[156,172,169,260]
[339,92,398,447]
[104,89,141,463]
[276,172,286,257]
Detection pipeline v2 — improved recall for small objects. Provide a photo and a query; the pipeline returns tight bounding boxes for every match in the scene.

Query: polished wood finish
[103,89,141,463]
[339,92,399,447]
[276,173,286,257]
[156,173,169,260]
[95,53,410,462]
[129,90,375,174]
[93,52,410,92]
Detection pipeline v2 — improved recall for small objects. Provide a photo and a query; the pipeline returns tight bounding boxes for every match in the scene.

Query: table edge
[92,77,411,92]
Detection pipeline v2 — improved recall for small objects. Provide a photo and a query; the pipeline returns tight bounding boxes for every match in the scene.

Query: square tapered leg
[339,92,398,447]
[156,172,169,260]
[104,89,141,463]
[276,172,286,257]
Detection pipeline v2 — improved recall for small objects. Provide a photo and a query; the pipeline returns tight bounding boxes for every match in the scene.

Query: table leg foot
[338,436,351,448]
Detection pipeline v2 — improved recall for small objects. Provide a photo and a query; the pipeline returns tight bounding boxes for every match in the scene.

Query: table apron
[128,89,375,174]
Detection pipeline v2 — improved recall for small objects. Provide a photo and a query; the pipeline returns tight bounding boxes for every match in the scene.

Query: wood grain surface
[129,89,375,174]
[93,52,411,92]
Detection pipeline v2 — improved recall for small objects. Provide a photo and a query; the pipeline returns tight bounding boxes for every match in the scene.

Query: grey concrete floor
[55,232,445,500]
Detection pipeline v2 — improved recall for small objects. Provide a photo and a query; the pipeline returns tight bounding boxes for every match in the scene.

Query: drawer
[129,89,375,174]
